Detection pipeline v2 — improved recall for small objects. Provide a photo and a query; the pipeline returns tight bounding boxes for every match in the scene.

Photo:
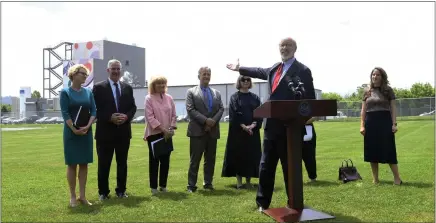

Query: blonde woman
[144,76,177,195]
[60,64,96,207]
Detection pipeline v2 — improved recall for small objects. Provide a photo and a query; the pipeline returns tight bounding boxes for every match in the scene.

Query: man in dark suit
[185,66,224,192]
[226,37,316,211]
[92,59,137,200]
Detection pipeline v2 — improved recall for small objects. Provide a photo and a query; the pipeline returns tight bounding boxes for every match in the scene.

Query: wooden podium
[254,99,337,223]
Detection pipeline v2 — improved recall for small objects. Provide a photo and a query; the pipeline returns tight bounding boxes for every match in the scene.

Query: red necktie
[271,63,283,92]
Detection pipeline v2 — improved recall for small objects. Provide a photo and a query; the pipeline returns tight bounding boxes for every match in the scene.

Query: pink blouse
[144,93,177,140]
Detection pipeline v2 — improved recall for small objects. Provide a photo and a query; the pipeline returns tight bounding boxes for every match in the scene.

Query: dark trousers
[256,136,289,209]
[146,134,171,189]
[302,125,317,180]
[187,135,217,190]
[96,139,130,196]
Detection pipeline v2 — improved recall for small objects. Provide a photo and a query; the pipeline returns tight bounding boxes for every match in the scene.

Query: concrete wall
[100,40,146,87]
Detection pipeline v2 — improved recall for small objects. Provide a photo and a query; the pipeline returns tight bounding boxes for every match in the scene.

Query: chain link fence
[2,97,434,123]
[329,97,435,122]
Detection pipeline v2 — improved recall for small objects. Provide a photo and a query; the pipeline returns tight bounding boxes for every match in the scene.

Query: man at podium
[226,37,316,211]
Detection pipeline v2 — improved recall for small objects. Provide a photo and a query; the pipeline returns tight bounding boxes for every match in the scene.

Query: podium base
[263,207,335,223]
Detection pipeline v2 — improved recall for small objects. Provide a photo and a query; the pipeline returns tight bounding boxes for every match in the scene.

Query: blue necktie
[114,83,121,111]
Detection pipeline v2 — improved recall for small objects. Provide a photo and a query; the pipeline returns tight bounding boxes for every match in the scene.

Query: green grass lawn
[1,120,434,222]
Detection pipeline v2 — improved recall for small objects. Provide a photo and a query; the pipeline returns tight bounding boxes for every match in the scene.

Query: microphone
[293,76,306,97]
[285,76,305,99]
[285,76,297,93]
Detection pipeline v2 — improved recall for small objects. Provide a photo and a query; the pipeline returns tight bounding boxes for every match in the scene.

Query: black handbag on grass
[338,159,362,183]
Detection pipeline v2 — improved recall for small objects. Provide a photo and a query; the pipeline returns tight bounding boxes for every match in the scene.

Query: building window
[125,60,129,66]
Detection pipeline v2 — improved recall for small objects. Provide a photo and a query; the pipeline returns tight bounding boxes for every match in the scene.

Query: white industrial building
[133,81,322,118]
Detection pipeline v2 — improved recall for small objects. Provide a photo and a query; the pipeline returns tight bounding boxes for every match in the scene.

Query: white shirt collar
[108,78,119,86]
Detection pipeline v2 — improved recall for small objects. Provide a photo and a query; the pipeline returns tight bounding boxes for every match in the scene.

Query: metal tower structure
[42,42,73,98]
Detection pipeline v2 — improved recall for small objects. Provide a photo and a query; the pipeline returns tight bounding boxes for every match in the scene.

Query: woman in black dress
[222,75,263,189]
[360,67,402,185]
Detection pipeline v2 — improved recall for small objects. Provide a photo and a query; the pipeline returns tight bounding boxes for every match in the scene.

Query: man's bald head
[279,37,297,61]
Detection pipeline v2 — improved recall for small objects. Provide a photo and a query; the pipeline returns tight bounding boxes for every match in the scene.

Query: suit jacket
[239,59,316,139]
[92,79,137,142]
[185,86,224,139]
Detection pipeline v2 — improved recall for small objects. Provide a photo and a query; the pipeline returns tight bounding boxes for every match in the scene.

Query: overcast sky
[1,1,434,97]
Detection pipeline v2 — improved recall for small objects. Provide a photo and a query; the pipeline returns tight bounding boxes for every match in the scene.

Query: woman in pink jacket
[144,75,177,195]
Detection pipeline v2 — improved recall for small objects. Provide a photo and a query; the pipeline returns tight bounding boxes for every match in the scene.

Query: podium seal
[298,101,311,116]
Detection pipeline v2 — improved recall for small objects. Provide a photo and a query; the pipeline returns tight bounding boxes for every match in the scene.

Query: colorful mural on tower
[72,41,104,60]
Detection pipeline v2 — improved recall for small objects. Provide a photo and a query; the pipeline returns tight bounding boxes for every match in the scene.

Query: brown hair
[148,75,168,94]
[366,67,391,98]
[235,75,252,90]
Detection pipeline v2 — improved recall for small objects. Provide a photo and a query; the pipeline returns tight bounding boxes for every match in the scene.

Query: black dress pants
[256,135,289,209]
[96,139,130,196]
[146,133,171,189]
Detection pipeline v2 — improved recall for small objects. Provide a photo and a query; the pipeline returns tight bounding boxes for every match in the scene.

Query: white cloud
[1,2,434,97]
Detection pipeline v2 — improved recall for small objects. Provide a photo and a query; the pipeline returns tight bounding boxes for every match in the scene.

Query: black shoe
[187,186,197,193]
[203,184,214,190]
[394,180,403,186]
[116,192,128,198]
[99,194,110,201]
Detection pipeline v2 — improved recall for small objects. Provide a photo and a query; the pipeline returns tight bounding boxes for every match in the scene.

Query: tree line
[322,82,435,102]
[1,90,41,113]
[321,82,435,112]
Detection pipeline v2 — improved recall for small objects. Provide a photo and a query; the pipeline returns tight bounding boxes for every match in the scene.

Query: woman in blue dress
[60,64,96,207]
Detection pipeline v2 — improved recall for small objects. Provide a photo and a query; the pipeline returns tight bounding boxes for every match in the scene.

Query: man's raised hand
[226,58,240,71]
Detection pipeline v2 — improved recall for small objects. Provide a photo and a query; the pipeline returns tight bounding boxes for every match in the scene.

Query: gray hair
[198,66,211,75]
[107,59,122,68]
[279,37,297,51]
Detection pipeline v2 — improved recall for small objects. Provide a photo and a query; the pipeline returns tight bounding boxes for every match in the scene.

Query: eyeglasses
[76,72,88,76]
[241,78,251,82]
[279,43,293,48]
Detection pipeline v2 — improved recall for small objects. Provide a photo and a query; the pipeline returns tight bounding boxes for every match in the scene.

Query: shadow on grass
[154,191,189,201]
[197,188,239,196]
[378,180,433,188]
[68,201,103,214]
[224,183,259,191]
[95,195,150,208]
[304,180,341,187]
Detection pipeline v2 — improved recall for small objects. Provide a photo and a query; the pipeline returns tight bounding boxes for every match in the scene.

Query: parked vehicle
[54,117,64,124]
[35,117,49,124]
[177,115,189,122]
[132,116,145,123]
[223,115,229,122]
[27,115,41,124]
[326,111,348,120]
[2,117,16,124]
[43,117,59,124]
[11,117,27,124]
[419,110,435,116]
